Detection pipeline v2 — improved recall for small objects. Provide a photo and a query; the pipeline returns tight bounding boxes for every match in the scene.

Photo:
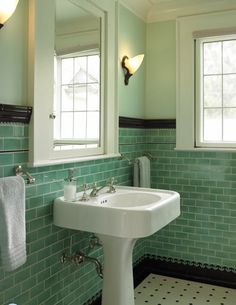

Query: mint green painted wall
[118,5,146,118]
[0,0,28,105]
[145,20,176,119]
[0,2,146,119]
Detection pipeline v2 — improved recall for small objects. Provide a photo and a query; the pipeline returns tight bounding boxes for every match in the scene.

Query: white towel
[133,156,151,188]
[0,176,26,271]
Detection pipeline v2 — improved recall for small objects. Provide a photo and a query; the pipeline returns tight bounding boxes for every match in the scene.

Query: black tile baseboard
[135,256,236,290]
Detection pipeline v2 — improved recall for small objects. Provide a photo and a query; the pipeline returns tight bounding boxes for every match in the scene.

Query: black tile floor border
[87,257,236,305]
[136,257,236,289]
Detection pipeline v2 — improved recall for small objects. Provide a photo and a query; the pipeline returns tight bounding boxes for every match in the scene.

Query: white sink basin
[53,186,180,238]
[101,192,161,207]
[54,186,180,305]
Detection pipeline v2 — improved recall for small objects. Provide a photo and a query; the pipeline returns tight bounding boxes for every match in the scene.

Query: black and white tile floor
[134,274,236,305]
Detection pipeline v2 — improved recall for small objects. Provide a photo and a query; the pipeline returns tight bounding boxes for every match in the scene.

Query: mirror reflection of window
[54,0,101,151]
[54,52,100,150]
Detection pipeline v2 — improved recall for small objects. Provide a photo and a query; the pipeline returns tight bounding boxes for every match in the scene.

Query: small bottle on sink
[64,169,76,201]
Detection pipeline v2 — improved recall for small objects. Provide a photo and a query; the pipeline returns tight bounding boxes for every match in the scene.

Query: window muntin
[54,52,101,151]
[196,35,236,147]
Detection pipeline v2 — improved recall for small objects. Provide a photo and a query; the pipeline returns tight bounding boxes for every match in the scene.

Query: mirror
[54,0,101,151]
[28,0,118,166]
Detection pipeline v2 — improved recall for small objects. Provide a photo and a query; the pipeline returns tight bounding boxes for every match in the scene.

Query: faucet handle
[91,182,98,189]
[107,177,117,193]
[79,183,90,201]
[82,183,90,191]
[107,177,117,185]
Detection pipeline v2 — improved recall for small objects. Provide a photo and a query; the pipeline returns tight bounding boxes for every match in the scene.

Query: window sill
[175,147,236,152]
[28,153,121,168]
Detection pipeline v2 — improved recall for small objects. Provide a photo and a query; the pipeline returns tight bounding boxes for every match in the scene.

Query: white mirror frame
[28,0,118,166]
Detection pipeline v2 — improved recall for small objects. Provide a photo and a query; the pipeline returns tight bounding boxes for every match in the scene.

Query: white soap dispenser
[64,168,77,201]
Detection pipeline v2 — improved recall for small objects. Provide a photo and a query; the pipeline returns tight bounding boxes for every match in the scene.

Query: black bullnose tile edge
[0,104,32,124]
[86,255,236,305]
[119,116,176,129]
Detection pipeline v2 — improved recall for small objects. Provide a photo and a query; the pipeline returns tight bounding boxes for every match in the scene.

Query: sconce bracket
[121,56,133,85]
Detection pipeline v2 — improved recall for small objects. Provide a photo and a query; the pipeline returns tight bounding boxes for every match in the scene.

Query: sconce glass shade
[121,54,144,85]
[0,0,19,28]
[124,54,144,74]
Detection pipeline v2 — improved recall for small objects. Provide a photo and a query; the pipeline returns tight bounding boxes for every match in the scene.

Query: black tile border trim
[0,104,32,124]
[0,111,174,127]
[136,256,236,289]
[119,116,176,129]
[87,256,236,305]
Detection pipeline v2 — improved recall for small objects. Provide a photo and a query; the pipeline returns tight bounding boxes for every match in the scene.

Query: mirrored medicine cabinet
[28,0,118,166]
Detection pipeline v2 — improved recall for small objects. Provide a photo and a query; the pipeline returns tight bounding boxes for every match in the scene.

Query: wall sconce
[121,54,144,85]
[0,0,19,29]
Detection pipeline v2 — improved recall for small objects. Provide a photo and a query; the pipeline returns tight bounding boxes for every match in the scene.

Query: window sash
[54,52,101,150]
[195,35,236,148]
[176,10,236,152]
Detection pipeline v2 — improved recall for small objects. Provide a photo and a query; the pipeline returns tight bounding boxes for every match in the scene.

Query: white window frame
[176,10,236,151]
[54,50,101,149]
[28,0,119,166]
[195,34,236,149]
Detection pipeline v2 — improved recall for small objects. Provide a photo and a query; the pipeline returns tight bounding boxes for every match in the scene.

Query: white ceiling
[120,0,236,22]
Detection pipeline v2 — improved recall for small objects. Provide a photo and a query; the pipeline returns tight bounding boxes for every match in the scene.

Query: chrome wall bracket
[15,165,35,184]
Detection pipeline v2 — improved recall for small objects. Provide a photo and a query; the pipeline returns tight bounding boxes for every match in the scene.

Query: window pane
[223,108,236,141]
[87,112,100,139]
[87,84,99,110]
[223,40,236,73]
[88,55,100,82]
[54,116,60,139]
[55,53,101,148]
[61,85,73,111]
[61,58,73,84]
[203,42,222,75]
[74,85,87,111]
[204,108,222,141]
[74,112,86,139]
[223,74,236,107]
[61,112,73,138]
[204,75,222,107]
[74,57,87,84]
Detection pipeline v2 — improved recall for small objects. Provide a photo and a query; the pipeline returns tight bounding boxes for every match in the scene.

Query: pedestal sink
[54,186,180,305]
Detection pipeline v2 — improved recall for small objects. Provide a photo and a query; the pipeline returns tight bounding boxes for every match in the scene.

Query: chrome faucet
[89,178,117,197]
[89,183,106,197]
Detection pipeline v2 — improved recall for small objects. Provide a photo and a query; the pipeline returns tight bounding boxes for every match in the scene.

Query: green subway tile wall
[1,124,235,305]
[145,129,236,270]
[0,124,145,305]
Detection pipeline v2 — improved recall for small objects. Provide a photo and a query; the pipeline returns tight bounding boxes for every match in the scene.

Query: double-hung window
[196,35,236,148]
[176,10,236,151]
[54,51,101,151]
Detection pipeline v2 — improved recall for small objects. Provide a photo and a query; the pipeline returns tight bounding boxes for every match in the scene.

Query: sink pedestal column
[98,234,137,305]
